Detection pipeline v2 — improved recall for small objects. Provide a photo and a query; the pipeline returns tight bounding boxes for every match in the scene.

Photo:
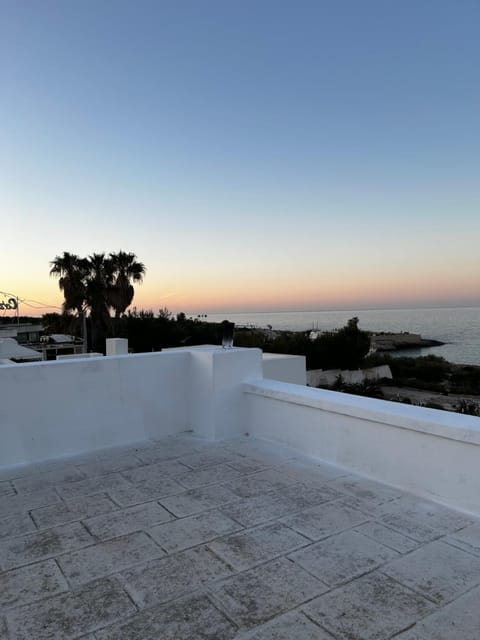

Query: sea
[203,307,480,366]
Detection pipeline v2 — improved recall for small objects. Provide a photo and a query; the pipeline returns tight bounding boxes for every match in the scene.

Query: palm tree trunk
[81,311,88,353]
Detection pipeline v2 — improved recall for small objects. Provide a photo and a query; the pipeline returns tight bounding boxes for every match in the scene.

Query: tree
[49,252,89,351]
[50,250,146,353]
[108,251,146,318]
[84,253,114,352]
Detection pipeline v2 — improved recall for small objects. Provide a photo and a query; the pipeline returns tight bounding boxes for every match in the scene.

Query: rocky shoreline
[369,332,444,352]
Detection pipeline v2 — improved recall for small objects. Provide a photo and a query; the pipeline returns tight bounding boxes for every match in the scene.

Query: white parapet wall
[0,346,263,468]
[166,345,263,440]
[262,353,306,385]
[0,351,191,468]
[106,338,129,356]
[3,346,480,519]
[244,378,480,517]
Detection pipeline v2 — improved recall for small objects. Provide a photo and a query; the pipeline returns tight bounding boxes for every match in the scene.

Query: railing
[1,346,479,516]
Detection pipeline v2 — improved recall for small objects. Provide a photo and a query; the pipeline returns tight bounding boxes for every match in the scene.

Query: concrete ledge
[244,379,480,446]
[244,378,480,516]
[262,353,306,385]
[0,351,191,467]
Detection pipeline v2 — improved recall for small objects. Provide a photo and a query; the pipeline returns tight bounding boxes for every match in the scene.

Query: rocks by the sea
[370,333,444,352]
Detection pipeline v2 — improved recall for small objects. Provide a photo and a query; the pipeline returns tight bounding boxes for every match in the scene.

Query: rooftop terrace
[1,434,480,640]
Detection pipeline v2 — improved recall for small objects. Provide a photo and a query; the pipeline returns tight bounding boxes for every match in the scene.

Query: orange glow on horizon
[3,264,479,318]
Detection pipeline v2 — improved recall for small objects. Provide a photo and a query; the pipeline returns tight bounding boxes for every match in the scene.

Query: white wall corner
[187,347,263,440]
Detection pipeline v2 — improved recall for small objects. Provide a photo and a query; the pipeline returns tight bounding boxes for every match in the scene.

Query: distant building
[0,323,43,344]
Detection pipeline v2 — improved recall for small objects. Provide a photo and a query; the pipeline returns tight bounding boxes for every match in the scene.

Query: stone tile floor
[1,434,480,639]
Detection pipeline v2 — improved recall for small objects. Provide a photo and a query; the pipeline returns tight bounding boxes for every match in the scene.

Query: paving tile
[159,484,241,517]
[219,482,340,528]
[337,493,385,517]
[208,522,310,571]
[290,529,398,586]
[273,458,347,484]
[414,584,480,639]
[2,435,476,640]
[232,610,331,639]
[382,539,480,604]
[303,571,434,640]
[149,510,241,553]
[94,592,237,640]
[210,557,327,628]
[282,500,370,540]
[222,440,294,467]
[393,629,426,640]
[120,545,235,608]
[0,481,15,497]
[0,511,36,540]
[376,511,441,543]
[223,473,291,499]
[354,521,420,553]
[121,458,191,480]
[5,577,136,640]
[178,451,238,469]
[0,521,93,571]
[0,559,68,609]
[107,475,184,507]
[30,493,117,529]
[12,467,85,493]
[378,495,475,535]
[445,520,480,557]
[241,469,300,491]
[0,459,79,481]
[84,501,173,539]
[135,439,201,464]
[220,491,299,527]
[280,481,343,507]
[175,463,243,489]
[0,487,62,517]
[56,472,134,500]
[328,475,404,505]
[58,531,165,586]
[75,452,145,477]
[225,457,270,474]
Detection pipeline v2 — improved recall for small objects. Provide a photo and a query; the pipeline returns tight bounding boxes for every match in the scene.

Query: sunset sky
[1,1,479,316]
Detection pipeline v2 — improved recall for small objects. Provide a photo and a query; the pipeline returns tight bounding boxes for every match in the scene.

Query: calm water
[204,307,480,366]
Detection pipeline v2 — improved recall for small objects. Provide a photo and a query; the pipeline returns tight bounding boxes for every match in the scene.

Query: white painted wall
[170,346,263,440]
[106,338,129,356]
[262,353,306,385]
[244,379,480,516]
[3,346,480,518]
[0,351,190,467]
[0,346,263,467]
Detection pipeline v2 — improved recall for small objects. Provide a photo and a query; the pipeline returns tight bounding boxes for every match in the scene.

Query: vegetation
[235,316,371,370]
[365,353,480,396]
[5,306,480,416]
[331,377,384,399]
[49,251,145,352]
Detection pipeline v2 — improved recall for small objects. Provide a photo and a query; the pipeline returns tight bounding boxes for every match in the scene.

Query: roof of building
[1,434,479,638]
[0,337,42,361]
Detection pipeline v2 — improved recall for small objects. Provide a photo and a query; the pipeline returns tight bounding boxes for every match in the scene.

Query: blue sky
[1,1,479,314]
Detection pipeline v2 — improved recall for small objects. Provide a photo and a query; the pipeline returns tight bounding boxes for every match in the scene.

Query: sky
[1,0,479,316]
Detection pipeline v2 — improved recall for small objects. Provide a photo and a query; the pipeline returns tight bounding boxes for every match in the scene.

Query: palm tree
[50,250,146,353]
[108,251,146,318]
[49,252,89,352]
[85,253,114,353]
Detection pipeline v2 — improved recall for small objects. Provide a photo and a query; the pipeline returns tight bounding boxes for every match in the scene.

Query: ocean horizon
[202,306,480,366]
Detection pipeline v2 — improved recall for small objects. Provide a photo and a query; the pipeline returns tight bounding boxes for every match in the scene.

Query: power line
[0,290,62,311]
